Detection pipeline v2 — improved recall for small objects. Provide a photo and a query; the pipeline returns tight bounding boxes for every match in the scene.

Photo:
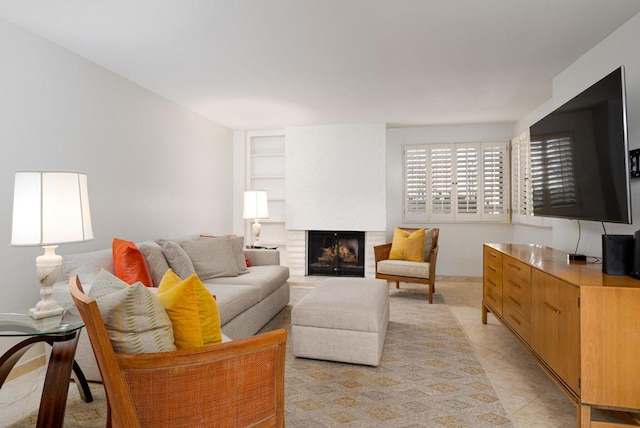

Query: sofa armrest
[244,249,280,266]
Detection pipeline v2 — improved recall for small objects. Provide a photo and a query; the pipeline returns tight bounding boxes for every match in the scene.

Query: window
[403,142,509,223]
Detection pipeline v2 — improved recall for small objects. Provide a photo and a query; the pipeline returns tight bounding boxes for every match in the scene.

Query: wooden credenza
[482,243,640,428]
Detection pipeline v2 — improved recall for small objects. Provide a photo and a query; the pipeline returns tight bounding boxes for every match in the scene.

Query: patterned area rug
[260,286,513,427]
[9,285,512,427]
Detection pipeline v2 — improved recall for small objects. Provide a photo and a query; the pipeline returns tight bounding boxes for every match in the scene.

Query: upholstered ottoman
[291,277,389,366]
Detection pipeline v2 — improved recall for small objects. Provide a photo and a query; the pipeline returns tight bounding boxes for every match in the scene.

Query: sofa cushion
[389,227,425,262]
[377,259,431,279]
[138,241,170,287]
[158,240,196,279]
[201,283,260,325]
[58,248,114,284]
[205,265,290,301]
[88,270,176,354]
[181,237,238,279]
[112,238,153,287]
[157,269,222,349]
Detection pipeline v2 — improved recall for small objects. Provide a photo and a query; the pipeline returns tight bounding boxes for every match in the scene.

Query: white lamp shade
[11,171,94,246]
[243,190,269,219]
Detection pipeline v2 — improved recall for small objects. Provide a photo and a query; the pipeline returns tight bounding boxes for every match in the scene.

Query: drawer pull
[488,294,496,302]
[488,279,497,287]
[508,263,521,271]
[508,296,521,307]
[488,252,498,258]
[488,266,497,272]
[508,279,521,289]
[508,314,522,326]
[544,302,561,315]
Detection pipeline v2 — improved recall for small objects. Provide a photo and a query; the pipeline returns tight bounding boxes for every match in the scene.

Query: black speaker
[602,234,634,275]
[632,230,640,279]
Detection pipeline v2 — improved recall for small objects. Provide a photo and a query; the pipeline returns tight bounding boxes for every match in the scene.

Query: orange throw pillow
[112,238,153,287]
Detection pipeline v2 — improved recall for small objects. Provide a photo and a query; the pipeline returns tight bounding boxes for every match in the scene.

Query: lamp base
[30,305,64,319]
[31,245,65,319]
[252,219,262,247]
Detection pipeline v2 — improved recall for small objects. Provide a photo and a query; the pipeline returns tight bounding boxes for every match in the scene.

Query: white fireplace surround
[283,123,388,277]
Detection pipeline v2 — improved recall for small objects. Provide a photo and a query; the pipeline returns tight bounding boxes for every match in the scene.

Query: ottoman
[291,277,390,366]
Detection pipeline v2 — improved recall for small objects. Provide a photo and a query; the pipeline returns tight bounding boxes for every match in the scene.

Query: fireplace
[307,231,365,277]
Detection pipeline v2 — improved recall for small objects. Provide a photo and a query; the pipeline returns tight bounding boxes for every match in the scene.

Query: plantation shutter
[455,144,480,220]
[404,147,429,222]
[430,145,453,221]
[481,142,508,222]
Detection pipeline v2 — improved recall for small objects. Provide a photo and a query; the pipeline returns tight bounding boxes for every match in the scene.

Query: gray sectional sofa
[52,234,290,382]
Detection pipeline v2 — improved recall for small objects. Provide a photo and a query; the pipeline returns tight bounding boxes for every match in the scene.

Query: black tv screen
[529,66,632,224]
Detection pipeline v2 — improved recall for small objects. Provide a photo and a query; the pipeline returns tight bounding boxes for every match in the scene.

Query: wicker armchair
[68,275,286,428]
[374,228,440,303]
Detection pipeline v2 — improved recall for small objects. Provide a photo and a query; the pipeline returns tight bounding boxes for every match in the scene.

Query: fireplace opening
[307,231,365,277]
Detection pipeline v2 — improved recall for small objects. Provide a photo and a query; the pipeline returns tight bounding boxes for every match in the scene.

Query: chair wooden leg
[395,281,400,289]
[428,287,433,304]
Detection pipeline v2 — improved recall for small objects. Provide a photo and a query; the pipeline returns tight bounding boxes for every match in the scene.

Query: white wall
[386,124,515,276]
[513,12,640,257]
[285,123,386,231]
[0,19,233,311]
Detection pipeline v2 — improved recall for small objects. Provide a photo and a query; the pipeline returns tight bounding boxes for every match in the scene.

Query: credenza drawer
[485,265,502,287]
[483,286,502,316]
[503,256,530,284]
[503,273,531,306]
[484,275,502,297]
[503,291,530,323]
[503,297,530,342]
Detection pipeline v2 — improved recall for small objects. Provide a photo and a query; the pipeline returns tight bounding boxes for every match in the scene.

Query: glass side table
[0,308,93,428]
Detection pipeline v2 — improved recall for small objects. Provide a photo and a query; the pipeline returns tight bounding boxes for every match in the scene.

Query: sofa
[52,234,290,382]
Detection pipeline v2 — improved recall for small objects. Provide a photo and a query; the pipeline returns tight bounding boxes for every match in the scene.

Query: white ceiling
[1,1,640,130]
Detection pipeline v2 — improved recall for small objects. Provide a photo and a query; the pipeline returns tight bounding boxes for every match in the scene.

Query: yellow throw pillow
[389,227,425,262]
[156,269,222,350]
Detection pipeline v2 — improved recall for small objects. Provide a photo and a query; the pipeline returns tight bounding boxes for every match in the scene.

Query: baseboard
[289,275,482,285]
[436,275,482,282]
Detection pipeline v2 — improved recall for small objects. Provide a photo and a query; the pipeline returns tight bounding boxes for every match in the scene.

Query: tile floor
[0,277,588,427]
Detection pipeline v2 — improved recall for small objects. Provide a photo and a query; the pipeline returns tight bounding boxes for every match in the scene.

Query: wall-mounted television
[529,66,632,224]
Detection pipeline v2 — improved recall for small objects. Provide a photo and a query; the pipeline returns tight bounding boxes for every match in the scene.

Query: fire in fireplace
[307,231,365,277]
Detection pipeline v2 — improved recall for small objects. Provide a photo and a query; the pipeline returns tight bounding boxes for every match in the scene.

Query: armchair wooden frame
[69,275,286,428]
[374,228,440,304]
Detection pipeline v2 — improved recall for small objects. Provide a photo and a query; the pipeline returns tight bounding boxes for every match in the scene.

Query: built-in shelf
[246,131,287,263]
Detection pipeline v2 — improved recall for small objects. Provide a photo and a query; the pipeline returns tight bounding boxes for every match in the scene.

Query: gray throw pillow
[198,234,249,274]
[139,241,170,287]
[157,240,196,279]
[423,228,434,262]
[181,236,239,280]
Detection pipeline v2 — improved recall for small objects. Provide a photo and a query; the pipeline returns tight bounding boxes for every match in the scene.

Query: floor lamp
[11,171,94,319]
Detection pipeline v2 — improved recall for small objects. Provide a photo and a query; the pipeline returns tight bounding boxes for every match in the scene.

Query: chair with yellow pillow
[374,227,440,303]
